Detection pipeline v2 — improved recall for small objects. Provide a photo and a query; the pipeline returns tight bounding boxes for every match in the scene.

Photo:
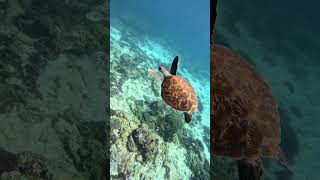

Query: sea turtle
[148,56,198,123]
[211,0,291,179]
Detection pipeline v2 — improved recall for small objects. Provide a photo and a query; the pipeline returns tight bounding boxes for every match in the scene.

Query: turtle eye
[158,67,162,71]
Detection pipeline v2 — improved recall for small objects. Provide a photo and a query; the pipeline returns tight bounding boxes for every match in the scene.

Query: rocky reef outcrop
[0,0,108,179]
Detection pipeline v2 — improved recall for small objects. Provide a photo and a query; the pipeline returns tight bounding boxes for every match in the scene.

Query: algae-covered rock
[0,149,54,180]
[110,107,193,180]
[179,131,211,180]
[0,0,108,179]
[16,152,52,180]
[149,100,167,117]
[128,124,162,162]
[0,171,22,180]
[158,113,184,142]
[127,134,138,152]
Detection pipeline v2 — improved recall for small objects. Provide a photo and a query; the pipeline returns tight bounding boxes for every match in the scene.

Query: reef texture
[110,18,211,179]
[0,0,108,179]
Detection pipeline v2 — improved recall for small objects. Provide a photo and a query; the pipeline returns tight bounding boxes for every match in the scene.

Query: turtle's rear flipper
[184,112,192,123]
[148,69,163,81]
[237,159,263,180]
[170,56,179,75]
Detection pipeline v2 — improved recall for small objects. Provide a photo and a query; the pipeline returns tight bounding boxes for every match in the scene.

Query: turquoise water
[110,1,210,179]
[215,1,320,180]
[111,0,210,72]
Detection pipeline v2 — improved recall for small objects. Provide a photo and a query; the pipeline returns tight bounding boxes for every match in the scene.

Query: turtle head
[158,66,171,78]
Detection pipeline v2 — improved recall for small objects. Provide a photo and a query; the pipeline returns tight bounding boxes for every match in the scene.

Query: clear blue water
[111,0,210,72]
[215,1,320,179]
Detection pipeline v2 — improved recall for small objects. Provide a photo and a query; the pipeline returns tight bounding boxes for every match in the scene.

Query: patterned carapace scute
[161,76,198,112]
[211,44,281,160]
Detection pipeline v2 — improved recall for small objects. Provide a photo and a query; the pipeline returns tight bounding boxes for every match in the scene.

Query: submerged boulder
[0,150,53,180]
[127,124,162,162]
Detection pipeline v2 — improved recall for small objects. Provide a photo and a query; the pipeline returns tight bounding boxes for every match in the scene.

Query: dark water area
[111,0,210,72]
[216,1,320,65]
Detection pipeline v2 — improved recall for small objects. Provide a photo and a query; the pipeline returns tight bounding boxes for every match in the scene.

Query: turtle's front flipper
[148,69,163,81]
[237,159,263,180]
[170,56,179,75]
[184,112,192,123]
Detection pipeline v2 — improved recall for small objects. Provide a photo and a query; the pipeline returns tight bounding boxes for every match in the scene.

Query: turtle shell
[161,75,198,112]
[211,44,281,160]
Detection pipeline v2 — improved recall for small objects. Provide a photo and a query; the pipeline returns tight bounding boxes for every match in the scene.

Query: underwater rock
[188,155,210,180]
[110,112,140,178]
[128,124,162,162]
[134,99,187,142]
[202,126,210,147]
[18,104,43,123]
[158,113,184,142]
[0,150,54,180]
[113,55,143,80]
[149,100,167,117]
[111,109,124,118]
[127,134,138,152]
[111,129,120,145]
[126,98,137,116]
[134,100,145,113]
[142,112,158,123]
[61,27,103,54]
[51,110,107,180]
[179,131,210,179]
[126,99,155,122]
[0,171,21,180]
[0,0,108,179]
[16,152,52,179]
[180,135,204,154]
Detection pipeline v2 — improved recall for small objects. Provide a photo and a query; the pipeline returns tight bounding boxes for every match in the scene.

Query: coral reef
[0,0,108,179]
[110,111,192,180]
[110,16,210,179]
[0,149,53,180]
[127,124,162,161]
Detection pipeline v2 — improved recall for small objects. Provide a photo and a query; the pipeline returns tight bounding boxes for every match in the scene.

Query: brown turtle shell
[161,75,198,112]
[211,44,281,160]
